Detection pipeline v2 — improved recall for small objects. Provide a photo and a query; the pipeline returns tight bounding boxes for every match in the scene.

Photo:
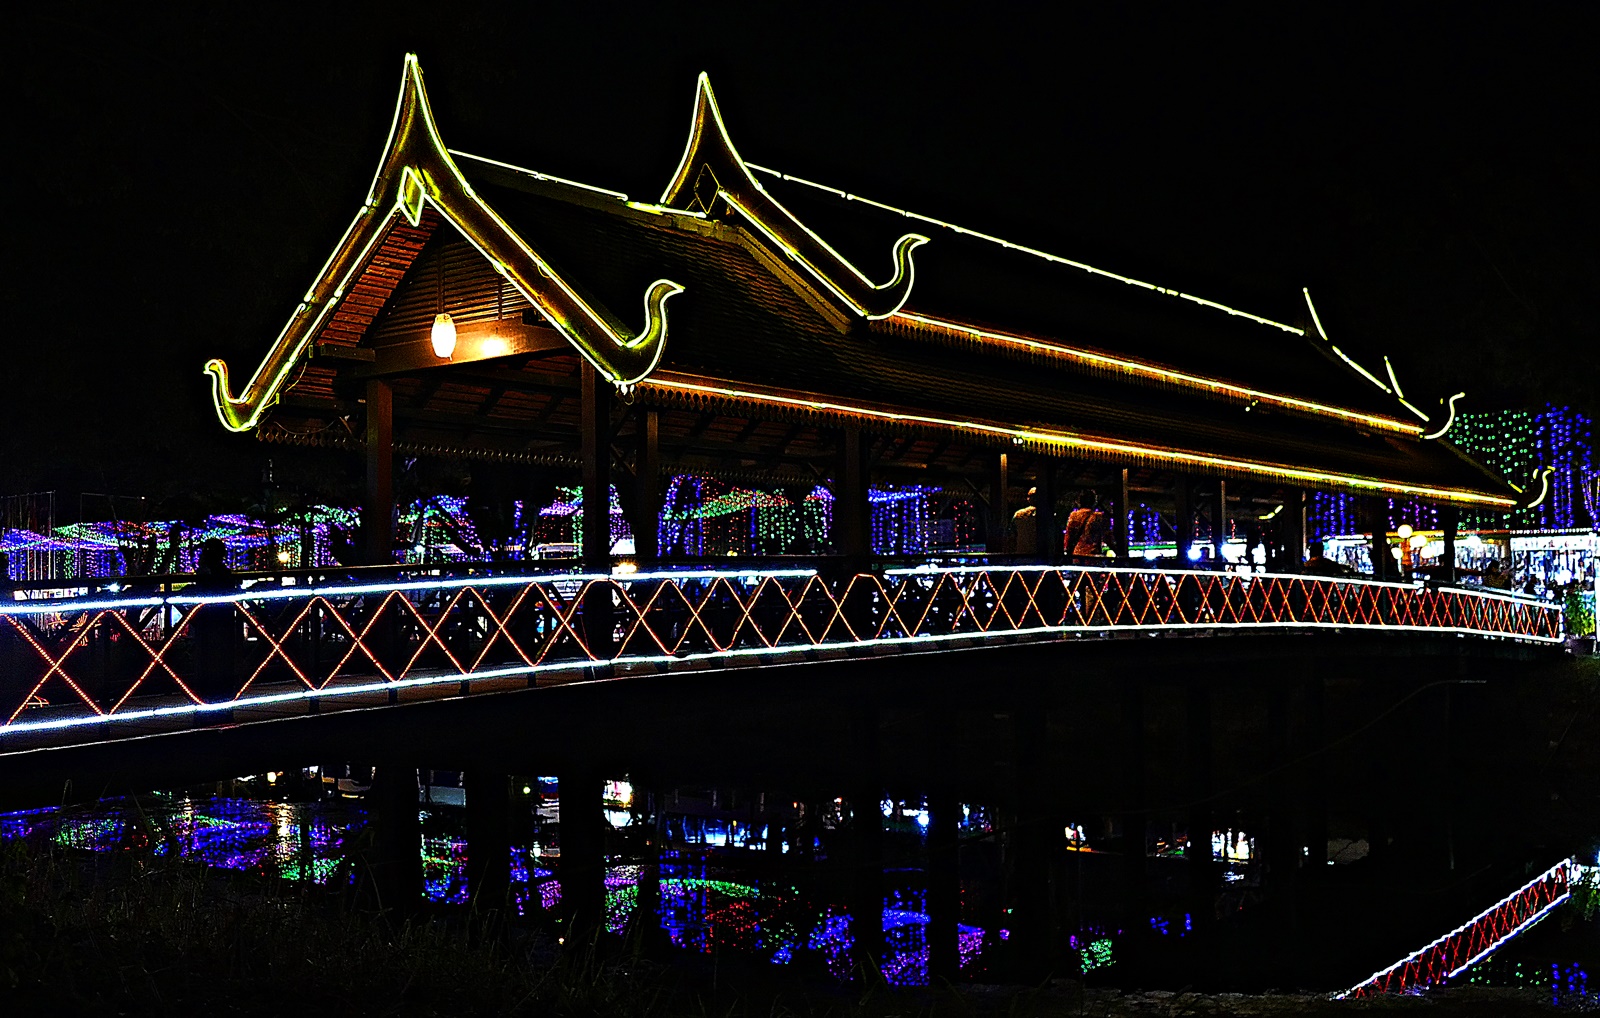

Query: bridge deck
[0,563,1563,752]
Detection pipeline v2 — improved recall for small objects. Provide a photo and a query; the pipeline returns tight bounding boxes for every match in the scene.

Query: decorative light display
[1308,494,1442,539]
[659,477,829,557]
[1464,956,1589,1006]
[1452,404,1595,530]
[1125,503,1166,547]
[889,313,1418,434]
[641,376,1517,506]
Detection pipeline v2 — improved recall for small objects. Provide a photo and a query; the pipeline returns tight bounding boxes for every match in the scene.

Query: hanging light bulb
[431,313,456,359]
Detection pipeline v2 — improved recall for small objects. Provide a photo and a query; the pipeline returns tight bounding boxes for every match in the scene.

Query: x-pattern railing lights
[1336,859,1587,998]
[0,565,1564,736]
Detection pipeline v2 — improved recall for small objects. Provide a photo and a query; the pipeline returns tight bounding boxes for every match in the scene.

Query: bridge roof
[208,57,1517,508]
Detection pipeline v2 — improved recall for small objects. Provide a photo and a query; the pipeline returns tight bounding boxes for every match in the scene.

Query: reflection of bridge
[0,562,1562,748]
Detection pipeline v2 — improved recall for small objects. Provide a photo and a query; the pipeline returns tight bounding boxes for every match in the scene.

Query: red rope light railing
[1335,858,1588,998]
[0,565,1564,739]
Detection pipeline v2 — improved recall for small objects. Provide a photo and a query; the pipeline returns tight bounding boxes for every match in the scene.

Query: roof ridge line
[745,162,1306,338]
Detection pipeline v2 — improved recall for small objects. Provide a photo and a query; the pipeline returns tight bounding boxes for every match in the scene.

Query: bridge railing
[0,564,1563,737]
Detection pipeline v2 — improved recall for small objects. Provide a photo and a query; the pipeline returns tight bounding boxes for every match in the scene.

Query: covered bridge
[205,56,1521,574]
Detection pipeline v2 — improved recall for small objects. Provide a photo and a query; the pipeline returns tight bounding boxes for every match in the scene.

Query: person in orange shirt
[1063,490,1108,560]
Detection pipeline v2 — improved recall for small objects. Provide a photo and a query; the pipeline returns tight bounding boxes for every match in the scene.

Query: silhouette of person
[1064,490,1108,560]
[191,538,237,699]
[1302,540,1351,577]
[194,538,236,591]
[1483,560,1512,590]
[1012,487,1038,557]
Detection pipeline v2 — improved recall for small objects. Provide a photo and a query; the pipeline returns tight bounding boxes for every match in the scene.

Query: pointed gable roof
[204,55,683,432]
[207,59,1523,510]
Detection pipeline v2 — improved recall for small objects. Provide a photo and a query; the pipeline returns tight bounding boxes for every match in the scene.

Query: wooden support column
[364,377,394,566]
[636,792,667,950]
[925,703,960,983]
[1441,504,1459,584]
[1302,668,1329,934]
[837,428,871,568]
[1266,681,1301,977]
[987,452,1009,554]
[1118,678,1148,980]
[1112,467,1132,560]
[369,764,422,916]
[1185,680,1215,974]
[1210,480,1228,564]
[580,364,614,656]
[560,767,606,945]
[1294,489,1309,564]
[849,707,884,979]
[1174,478,1196,564]
[634,409,660,562]
[1011,706,1054,980]
[926,785,961,983]
[465,770,512,916]
[1367,496,1390,580]
[580,364,612,569]
[1035,460,1060,564]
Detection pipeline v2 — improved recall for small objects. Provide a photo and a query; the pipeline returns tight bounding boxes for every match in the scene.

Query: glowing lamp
[431,313,457,358]
[1396,524,1414,540]
[1409,534,1428,551]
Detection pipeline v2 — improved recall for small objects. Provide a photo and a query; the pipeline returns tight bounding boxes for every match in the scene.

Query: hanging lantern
[431,313,457,359]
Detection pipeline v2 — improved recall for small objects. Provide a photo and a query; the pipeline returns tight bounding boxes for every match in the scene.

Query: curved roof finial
[206,55,683,432]
[661,73,927,320]
[1517,466,1555,511]
[1422,392,1466,440]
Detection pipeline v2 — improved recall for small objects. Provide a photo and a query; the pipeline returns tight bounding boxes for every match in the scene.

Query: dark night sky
[7,4,1597,505]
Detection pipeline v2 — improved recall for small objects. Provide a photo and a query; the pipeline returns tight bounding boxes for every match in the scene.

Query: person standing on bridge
[192,538,238,700]
[1063,490,1108,561]
[1012,487,1038,557]
[1302,540,1351,578]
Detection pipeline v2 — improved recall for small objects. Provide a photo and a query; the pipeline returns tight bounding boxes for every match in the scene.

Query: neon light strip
[4,564,1548,617]
[1521,467,1555,510]
[447,150,630,201]
[0,567,820,617]
[0,613,1563,740]
[746,163,1305,336]
[641,375,1519,506]
[1302,288,1400,400]
[1332,860,1580,998]
[1443,892,1570,979]
[1384,357,1407,400]
[891,312,1420,434]
[883,563,1555,607]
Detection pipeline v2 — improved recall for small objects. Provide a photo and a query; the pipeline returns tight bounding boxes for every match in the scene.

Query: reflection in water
[2,797,362,884]
[2,795,1007,986]
[14,792,1580,993]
